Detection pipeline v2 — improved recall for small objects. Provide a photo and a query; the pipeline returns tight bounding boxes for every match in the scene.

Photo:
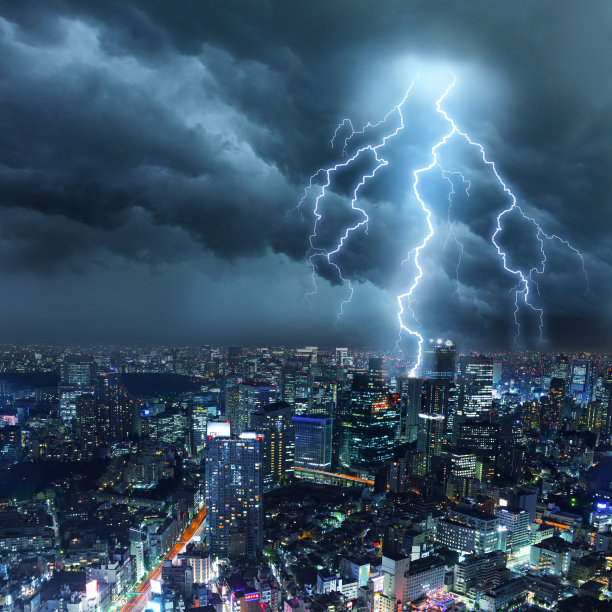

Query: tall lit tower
[422,340,456,380]
[340,372,398,471]
[457,355,493,419]
[205,422,263,560]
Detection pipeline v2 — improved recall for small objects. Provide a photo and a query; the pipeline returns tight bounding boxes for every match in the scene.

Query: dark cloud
[0,1,610,350]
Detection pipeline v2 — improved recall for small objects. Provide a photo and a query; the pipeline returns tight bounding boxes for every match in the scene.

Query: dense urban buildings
[2,344,612,612]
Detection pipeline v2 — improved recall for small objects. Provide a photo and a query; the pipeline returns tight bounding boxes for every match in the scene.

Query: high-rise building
[449,450,477,479]
[398,377,422,443]
[340,372,398,471]
[521,400,541,432]
[93,372,123,444]
[335,347,349,367]
[601,369,612,437]
[191,403,210,457]
[0,425,22,465]
[416,379,450,473]
[587,400,605,432]
[551,354,570,383]
[457,355,493,419]
[75,394,97,458]
[540,378,564,437]
[570,357,595,406]
[252,401,295,488]
[293,415,332,475]
[59,385,94,426]
[435,505,500,556]
[110,390,139,441]
[280,365,298,406]
[232,383,278,435]
[62,355,93,386]
[422,340,456,380]
[225,384,240,430]
[495,507,531,563]
[205,423,263,560]
[456,420,499,478]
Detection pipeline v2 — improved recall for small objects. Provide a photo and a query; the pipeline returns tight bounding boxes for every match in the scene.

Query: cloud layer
[0,1,610,351]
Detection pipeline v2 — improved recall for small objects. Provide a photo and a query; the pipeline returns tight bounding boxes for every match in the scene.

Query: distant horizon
[0,341,606,357]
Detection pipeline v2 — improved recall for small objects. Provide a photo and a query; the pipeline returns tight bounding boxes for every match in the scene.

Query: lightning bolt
[440,168,471,296]
[397,79,458,376]
[302,71,588,376]
[302,75,419,322]
[398,73,588,374]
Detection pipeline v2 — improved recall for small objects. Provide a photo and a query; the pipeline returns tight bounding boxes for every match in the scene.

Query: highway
[120,505,207,612]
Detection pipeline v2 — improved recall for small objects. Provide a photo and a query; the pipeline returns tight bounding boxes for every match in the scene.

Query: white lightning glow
[399,72,588,373]
[303,75,419,322]
[397,78,458,376]
[300,71,589,375]
[440,168,471,295]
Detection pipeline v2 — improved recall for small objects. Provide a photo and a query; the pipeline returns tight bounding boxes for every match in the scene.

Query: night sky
[1,1,611,352]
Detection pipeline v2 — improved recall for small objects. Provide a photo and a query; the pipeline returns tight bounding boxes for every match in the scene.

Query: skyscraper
[293,415,332,475]
[422,340,456,380]
[416,379,450,473]
[398,377,423,443]
[340,372,398,472]
[457,355,493,419]
[61,355,93,386]
[541,378,564,437]
[233,383,278,435]
[551,354,570,383]
[252,402,295,488]
[205,423,263,560]
[570,357,595,406]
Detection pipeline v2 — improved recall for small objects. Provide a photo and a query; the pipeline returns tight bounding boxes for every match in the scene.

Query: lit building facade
[205,424,263,559]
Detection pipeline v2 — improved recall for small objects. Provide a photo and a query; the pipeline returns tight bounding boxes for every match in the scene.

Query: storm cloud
[0,1,610,351]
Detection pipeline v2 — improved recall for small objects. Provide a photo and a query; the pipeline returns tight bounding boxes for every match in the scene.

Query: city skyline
[1,2,611,350]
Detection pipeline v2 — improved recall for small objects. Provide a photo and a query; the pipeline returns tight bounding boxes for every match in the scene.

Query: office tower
[75,394,97,458]
[227,346,244,376]
[205,423,263,560]
[456,420,498,481]
[495,507,531,563]
[191,403,209,457]
[93,372,121,444]
[62,355,93,386]
[252,401,294,488]
[0,425,22,465]
[129,527,145,581]
[340,372,398,471]
[231,383,277,435]
[540,377,564,437]
[551,354,570,382]
[570,357,595,405]
[368,357,385,384]
[416,379,450,473]
[521,400,541,432]
[335,347,349,367]
[422,339,456,380]
[453,551,508,596]
[398,377,422,443]
[280,365,297,406]
[457,355,493,419]
[416,413,445,474]
[59,385,94,425]
[449,450,477,479]
[587,400,605,432]
[110,390,139,441]
[293,415,332,475]
[435,505,500,556]
[226,384,240,429]
[602,369,612,436]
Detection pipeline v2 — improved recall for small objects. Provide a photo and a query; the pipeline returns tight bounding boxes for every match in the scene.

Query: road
[120,505,207,612]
